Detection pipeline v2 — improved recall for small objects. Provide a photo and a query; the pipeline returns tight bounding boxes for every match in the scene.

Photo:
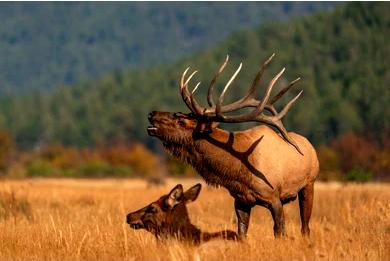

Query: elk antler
[179,54,303,155]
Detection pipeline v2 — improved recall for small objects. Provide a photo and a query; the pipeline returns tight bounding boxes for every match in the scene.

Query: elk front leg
[269,199,286,238]
[234,200,252,239]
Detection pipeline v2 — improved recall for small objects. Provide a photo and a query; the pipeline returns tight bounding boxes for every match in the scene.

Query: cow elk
[147,54,319,238]
[126,183,238,244]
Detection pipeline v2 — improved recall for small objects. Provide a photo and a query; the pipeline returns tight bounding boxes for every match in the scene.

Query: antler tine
[189,82,205,115]
[239,66,287,119]
[184,70,198,86]
[276,90,303,121]
[263,77,300,116]
[244,53,275,100]
[212,54,279,116]
[270,121,304,155]
[180,67,190,87]
[192,82,201,95]
[255,67,285,113]
[207,55,229,107]
[180,68,199,113]
[270,77,301,105]
[216,65,285,121]
[213,53,276,114]
[216,62,243,116]
[255,89,303,154]
[186,76,208,116]
[203,53,276,115]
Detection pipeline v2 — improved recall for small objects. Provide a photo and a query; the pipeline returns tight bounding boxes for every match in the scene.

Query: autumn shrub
[9,143,160,178]
[332,133,376,172]
[346,167,374,182]
[80,147,103,162]
[125,143,161,176]
[78,159,133,178]
[29,145,134,177]
[6,162,27,178]
[79,160,113,177]
[371,149,390,180]
[38,144,82,168]
[98,144,134,166]
[26,160,56,177]
[109,165,133,177]
[330,132,390,181]
[89,143,161,177]
[317,145,343,181]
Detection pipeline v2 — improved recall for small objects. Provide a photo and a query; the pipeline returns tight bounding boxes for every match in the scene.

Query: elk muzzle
[147,111,181,137]
[147,111,158,136]
[126,212,144,230]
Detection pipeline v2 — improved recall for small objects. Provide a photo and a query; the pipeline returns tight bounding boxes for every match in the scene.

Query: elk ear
[166,184,184,209]
[184,183,202,202]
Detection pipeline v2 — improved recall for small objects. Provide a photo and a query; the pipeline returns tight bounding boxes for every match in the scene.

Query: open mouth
[147,126,158,136]
[129,223,144,229]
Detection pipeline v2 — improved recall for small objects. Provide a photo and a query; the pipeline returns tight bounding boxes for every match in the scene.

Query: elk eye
[178,120,185,127]
[147,206,157,213]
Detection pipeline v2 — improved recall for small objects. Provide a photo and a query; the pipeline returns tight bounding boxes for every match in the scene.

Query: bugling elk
[147,54,319,238]
[126,183,238,244]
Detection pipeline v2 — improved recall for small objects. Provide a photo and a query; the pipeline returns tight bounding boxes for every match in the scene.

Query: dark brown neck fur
[163,128,267,196]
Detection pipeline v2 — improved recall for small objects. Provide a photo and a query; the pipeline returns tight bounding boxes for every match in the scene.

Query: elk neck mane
[162,127,252,189]
[162,136,198,165]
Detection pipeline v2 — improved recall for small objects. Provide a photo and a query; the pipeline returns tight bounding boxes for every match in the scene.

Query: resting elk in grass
[147,54,319,238]
[126,183,237,244]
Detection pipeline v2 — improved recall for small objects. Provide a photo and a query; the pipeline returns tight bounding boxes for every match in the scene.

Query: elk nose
[126,214,132,224]
[148,111,156,121]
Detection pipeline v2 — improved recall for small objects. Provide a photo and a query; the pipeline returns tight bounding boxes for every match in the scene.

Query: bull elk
[126,183,238,244]
[147,54,319,238]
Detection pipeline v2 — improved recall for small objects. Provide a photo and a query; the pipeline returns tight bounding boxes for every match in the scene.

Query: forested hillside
[0,2,388,151]
[0,2,334,92]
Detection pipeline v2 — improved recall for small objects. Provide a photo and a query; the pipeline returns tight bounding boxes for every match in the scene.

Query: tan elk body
[193,125,318,203]
[126,184,237,244]
[147,54,319,238]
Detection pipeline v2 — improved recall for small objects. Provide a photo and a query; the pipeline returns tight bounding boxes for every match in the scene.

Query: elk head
[147,54,303,154]
[126,183,201,237]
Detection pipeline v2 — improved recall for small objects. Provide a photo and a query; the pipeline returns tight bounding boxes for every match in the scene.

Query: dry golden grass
[0,178,389,260]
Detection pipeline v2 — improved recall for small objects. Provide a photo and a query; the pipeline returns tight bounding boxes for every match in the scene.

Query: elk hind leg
[298,182,314,237]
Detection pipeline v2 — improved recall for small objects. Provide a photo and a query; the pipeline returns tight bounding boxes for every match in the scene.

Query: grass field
[0,178,389,260]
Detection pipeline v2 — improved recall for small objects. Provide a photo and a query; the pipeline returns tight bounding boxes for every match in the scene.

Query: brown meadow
[0,178,389,260]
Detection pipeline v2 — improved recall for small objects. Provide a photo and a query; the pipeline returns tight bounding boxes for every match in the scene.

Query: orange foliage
[331,132,389,179]
[124,143,161,176]
[331,133,376,172]
[4,131,385,180]
[83,143,162,176]
[317,145,342,181]
[98,144,135,166]
[30,142,162,177]
[38,144,82,168]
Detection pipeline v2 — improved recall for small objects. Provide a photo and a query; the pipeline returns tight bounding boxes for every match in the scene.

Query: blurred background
[0,2,388,182]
